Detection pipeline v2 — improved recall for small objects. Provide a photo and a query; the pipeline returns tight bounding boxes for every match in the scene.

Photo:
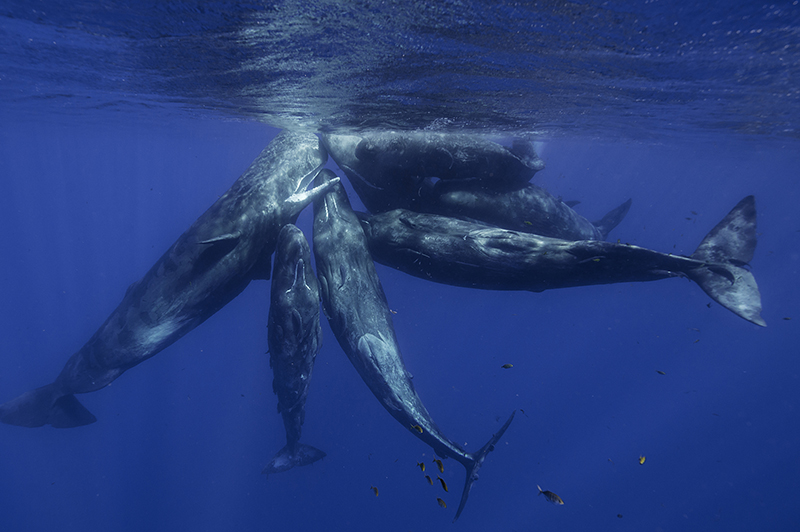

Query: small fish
[501,363,513,369]
[437,497,447,508]
[417,461,425,472]
[411,424,423,434]
[616,238,621,244]
[688,327,700,332]
[537,485,564,505]
[433,458,444,473]
[370,485,379,496]
[425,475,433,485]
[639,455,646,465]
[657,370,666,375]
[438,476,449,492]
[520,409,529,418]
[783,317,791,321]
[592,258,601,262]
[707,303,712,308]
[617,513,623,518]
[389,309,398,314]
[693,339,700,344]
[523,220,533,226]
[691,211,698,215]
[608,458,615,465]
[685,217,693,220]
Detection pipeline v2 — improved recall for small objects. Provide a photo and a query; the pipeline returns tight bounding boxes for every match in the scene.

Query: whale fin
[286,175,341,210]
[0,384,96,428]
[687,196,765,327]
[593,198,632,239]
[198,232,241,245]
[453,410,516,522]
[262,443,326,477]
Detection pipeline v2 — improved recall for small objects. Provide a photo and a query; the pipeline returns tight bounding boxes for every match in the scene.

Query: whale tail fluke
[262,443,327,477]
[687,195,766,327]
[453,410,516,523]
[0,384,96,428]
[593,198,633,239]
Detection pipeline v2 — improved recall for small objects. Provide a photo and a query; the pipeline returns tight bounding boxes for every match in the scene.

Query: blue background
[1,2,799,531]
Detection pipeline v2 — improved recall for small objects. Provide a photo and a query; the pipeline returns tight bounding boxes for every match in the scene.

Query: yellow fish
[537,485,564,505]
[639,455,646,465]
[656,370,666,375]
[370,485,379,496]
[416,461,425,472]
[501,363,513,369]
[425,475,433,485]
[411,424,423,434]
[437,497,447,508]
[433,458,444,473]
[438,476,449,492]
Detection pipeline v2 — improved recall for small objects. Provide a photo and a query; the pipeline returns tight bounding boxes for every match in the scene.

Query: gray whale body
[264,224,326,476]
[359,196,765,327]
[311,168,515,522]
[321,132,545,213]
[0,131,336,428]
[421,179,632,241]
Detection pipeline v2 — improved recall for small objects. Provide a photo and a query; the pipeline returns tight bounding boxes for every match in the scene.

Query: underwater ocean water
[1,1,799,531]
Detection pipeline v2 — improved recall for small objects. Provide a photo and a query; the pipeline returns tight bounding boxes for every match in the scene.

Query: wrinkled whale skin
[359,196,765,327]
[0,131,335,428]
[312,168,514,521]
[421,179,632,241]
[264,224,326,476]
[321,132,544,213]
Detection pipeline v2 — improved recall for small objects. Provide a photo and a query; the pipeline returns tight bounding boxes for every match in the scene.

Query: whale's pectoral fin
[0,384,96,428]
[197,232,241,245]
[593,198,633,239]
[453,410,516,522]
[286,175,342,214]
[262,443,326,477]
[687,196,765,327]
[193,232,241,276]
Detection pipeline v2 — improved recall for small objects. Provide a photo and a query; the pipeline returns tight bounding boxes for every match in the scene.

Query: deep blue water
[1,2,799,532]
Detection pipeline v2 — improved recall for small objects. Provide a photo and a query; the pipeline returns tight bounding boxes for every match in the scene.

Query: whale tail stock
[262,443,327,477]
[593,198,633,239]
[0,383,96,428]
[685,195,766,327]
[452,410,516,522]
